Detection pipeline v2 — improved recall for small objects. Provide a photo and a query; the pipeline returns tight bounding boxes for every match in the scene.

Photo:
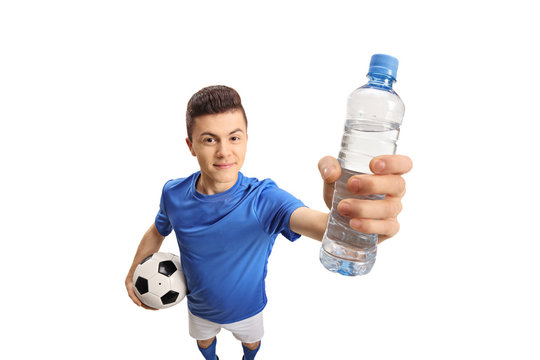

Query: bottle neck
[367,73,395,90]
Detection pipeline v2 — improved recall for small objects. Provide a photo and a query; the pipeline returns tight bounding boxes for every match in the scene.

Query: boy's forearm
[128,223,166,275]
[289,207,329,241]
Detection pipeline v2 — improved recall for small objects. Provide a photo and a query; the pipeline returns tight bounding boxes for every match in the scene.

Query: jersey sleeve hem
[282,203,307,242]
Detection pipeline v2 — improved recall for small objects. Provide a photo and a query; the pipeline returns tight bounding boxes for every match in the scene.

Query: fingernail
[374,160,385,173]
[350,218,362,230]
[350,179,360,194]
[322,166,335,181]
[339,202,352,216]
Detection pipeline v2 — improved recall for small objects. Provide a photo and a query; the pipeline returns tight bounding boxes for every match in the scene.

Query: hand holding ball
[132,252,187,309]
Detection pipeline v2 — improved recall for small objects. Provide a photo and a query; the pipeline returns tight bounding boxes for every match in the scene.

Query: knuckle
[381,219,399,238]
[392,200,403,216]
[382,199,401,217]
[390,175,406,197]
[389,220,400,237]
[405,156,413,172]
[396,175,405,189]
[397,176,406,196]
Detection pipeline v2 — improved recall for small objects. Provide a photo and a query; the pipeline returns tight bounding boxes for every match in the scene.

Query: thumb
[318,156,341,209]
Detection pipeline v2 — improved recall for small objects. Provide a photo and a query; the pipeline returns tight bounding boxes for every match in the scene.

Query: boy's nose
[216,142,231,157]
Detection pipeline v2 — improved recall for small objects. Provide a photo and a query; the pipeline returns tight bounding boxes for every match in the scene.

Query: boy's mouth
[214,163,234,170]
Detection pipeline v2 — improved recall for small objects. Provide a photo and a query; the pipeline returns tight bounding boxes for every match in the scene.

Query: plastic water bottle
[320,54,405,276]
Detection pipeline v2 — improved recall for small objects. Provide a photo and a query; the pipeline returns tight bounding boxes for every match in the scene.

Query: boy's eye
[231,136,240,141]
[203,138,215,143]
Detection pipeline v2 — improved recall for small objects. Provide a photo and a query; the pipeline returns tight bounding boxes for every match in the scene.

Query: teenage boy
[125,85,412,360]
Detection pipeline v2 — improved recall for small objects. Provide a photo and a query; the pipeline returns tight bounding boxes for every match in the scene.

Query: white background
[1,1,539,359]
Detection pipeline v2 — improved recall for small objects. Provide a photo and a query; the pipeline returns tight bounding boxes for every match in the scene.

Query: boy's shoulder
[162,172,198,193]
[240,173,279,190]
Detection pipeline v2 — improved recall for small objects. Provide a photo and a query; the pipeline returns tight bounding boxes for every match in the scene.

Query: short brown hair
[186,85,247,141]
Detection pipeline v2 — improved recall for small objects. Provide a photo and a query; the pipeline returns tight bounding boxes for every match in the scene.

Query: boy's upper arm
[254,180,304,239]
[289,207,329,241]
[155,180,175,237]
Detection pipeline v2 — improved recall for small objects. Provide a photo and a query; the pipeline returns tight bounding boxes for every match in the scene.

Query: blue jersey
[155,171,305,324]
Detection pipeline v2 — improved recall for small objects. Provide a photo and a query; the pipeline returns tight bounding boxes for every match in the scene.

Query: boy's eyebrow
[229,128,245,135]
[199,131,217,137]
[199,129,245,137]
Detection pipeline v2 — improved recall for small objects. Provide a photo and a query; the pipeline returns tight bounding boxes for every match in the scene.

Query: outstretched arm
[290,207,329,241]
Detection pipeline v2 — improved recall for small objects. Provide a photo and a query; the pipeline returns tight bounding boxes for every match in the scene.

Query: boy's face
[186,110,248,193]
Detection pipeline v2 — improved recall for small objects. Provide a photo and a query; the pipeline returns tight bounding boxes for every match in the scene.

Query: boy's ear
[185,137,196,157]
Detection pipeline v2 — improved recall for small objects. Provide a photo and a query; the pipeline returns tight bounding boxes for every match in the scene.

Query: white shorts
[188,309,264,344]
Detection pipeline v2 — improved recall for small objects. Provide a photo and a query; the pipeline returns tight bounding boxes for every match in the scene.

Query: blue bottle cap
[368,54,399,80]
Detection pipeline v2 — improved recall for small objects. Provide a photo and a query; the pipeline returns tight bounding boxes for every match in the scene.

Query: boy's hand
[125,272,159,311]
[318,154,412,243]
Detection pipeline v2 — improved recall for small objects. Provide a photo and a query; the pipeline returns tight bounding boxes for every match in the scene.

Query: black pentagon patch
[158,260,177,277]
[161,290,179,305]
[140,254,153,265]
[134,277,149,294]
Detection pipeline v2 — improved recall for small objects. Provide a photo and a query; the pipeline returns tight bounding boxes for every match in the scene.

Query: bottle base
[319,248,374,276]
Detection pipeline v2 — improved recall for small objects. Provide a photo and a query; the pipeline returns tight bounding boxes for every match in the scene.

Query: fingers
[347,174,406,198]
[125,277,140,303]
[126,276,159,310]
[318,156,341,183]
[126,276,148,308]
[337,195,403,242]
[337,196,402,242]
[318,156,342,209]
[338,197,403,219]
[370,155,413,175]
[319,154,411,241]
[348,218,400,243]
[141,303,159,311]
[129,292,143,307]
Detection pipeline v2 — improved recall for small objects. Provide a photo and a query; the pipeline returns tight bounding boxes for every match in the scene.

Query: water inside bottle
[320,167,381,276]
[339,121,399,173]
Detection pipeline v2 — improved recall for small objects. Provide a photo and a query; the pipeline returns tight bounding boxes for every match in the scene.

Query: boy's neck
[196,172,239,195]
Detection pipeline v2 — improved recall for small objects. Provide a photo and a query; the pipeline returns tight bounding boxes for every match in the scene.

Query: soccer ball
[132,252,187,309]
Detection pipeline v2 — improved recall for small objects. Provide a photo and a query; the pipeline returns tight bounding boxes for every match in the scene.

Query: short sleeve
[254,180,306,241]
[155,181,173,237]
